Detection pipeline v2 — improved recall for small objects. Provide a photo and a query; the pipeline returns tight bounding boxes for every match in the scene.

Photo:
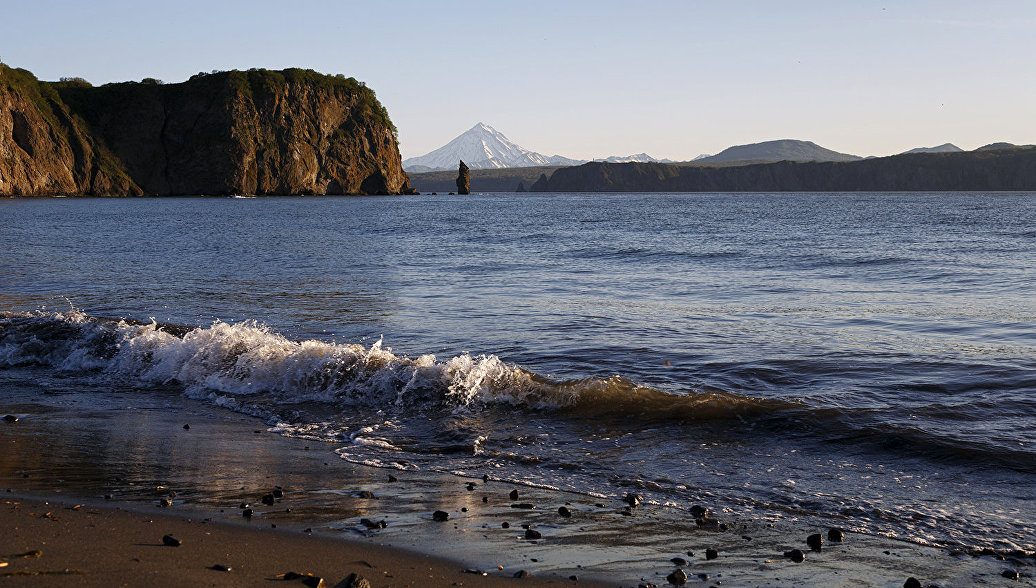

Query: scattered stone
[696,573,710,581]
[242,508,253,518]
[525,529,542,540]
[828,528,845,542]
[1002,569,1019,580]
[360,518,386,529]
[332,573,372,588]
[705,548,718,560]
[689,505,709,518]
[3,415,19,423]
[666,568,688,585]
[685,551,694,557]
[239,502,251,509]
[623,493,642,508]
[719,523,728,531]
[903,578,921,588]
[262,494,276,505]
[357,490,375,499]
[466,483,476,491]
[104,493,113,500]
[482,496,488,503]
[509,489,520,500]
[670,557,687,566]
[183,424,190,430]
[502,522,510,528]
[161,535,181,547]
[387,474,397,482]
[432,510,449,522]
[511,503,535,509]
[483,474,490,482]
[461,507,467,512]
[159,498,172,507]
[463,569,487,575]
[210,564,232,572]
[569,575,578,581]
[742,535,752,541]
[558,507,572,518]
[272,489,284,498]
[785,549,805,563]
[807,533,823,552]
[513,570,531,578]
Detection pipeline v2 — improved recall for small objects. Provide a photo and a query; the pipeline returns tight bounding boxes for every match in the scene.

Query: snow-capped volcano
[403,123,583,171]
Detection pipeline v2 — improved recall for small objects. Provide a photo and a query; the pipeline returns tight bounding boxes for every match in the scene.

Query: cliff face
[533,149,1036,193]
[0,65,412,196]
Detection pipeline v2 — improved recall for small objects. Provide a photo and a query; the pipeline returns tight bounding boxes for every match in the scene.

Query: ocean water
[1,192,1033,556]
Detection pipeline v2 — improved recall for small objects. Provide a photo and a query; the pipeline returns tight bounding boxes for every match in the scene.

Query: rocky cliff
[532,148,1036,192]
[0,65,413,196]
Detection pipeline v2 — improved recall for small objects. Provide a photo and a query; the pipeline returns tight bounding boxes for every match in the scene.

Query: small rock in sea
[689,505,709,518]
[502,522,510,528]
[162,534,181,547]
[466,483,476,491]
[903,578,922,588]
[482,496,488,503]
[461,507,467,512]
[513,570,531,578]
[785,549,805,563]
[719,523,728,531]
[697,573,710,581]
[558,506,572,518]
[807,533,824,552]
[623,493,642,508]
[525,529,542,540]
[183,424,190,430]
[742,535,753,541]
[332,573,372,588]
[670,557,687,566]
[387,474,398,482]
[665,568,688,585]
[510,489,520,500]
[483,474,490,482]
[828,528,845,542]
[511,503,535,509]
[104,493,113,500]
[569,575,578,581]
[262,494,276,505]
[239,502,250,508]
[686,551,694,557]
[272,488,284,498]
[1002,569,1020,580]
[159,498,172,507]
[242,508,253,518]
[210,564,232,572]
[357,490,375,499]
[3,415,19,423]
[705,548,718,560]
[432,510,449,522]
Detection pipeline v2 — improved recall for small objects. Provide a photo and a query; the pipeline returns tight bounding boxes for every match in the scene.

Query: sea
[1,192,1033,565]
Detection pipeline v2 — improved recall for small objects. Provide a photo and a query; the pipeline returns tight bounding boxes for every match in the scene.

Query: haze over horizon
[3,0,1034,161]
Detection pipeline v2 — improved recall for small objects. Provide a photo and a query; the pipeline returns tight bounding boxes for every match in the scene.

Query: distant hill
[402,123,582,171]
[697,139,861,164]
[975,142,1033,151]
[408,166,565,193]
[530,147,1036,193]
[901,143,962,154]
[596,153,675,164]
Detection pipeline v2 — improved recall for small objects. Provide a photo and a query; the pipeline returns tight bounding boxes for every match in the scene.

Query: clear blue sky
[3,0,1034,160]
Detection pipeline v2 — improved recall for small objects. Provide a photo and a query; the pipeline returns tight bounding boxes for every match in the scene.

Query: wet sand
[0,496,587,587]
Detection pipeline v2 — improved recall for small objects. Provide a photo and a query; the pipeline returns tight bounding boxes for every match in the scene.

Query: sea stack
[456,160,470,194]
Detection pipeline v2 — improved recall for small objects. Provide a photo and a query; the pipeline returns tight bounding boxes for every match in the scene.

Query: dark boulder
[456,160,470,195]
[807,533,823,552]
[432,510,449,522]
[785,549,805,563]
[665,568,687,585]
[161,534,182,547]
[828,528,844,542]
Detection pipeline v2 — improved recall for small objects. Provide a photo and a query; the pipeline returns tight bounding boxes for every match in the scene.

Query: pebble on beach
[904,578,922,588]
[3,415,19,423]
[828,528,845,542]
[210,564,232,572]
[509,489,520,500]
[785,549,805,563]
[807,533,824,552]
[705,548,718,560]
[432,510,450,522]
[525,529,542,540]
[665,568,688,585]
[161,534,182,547]
[558,506,572,518]
[1002,569,1019,580]
[623,493,642,508]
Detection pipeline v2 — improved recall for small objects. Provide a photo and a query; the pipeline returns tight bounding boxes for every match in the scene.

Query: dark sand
[0,496,595,587]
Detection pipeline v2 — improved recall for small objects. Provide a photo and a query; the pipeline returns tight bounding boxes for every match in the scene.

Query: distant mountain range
[402,123,672,172]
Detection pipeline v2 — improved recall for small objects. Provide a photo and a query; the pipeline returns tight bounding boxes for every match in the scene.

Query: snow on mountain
[596,153,674,164]
[403,123,583,171]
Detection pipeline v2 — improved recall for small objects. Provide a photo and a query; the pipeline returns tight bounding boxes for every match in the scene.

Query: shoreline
[1,494,587,587]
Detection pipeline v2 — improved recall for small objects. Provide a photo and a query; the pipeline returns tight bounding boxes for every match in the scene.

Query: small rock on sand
[558,506,572,517]
[242,508,253,518]
[262,494,276,505]
[332,573,372,588]
[387,474,398,482]
[670,557,687,566]
[785,549,805,563]
[509,489,520,500]
[903,578,921,588]
[828,528,845,542]
[623,493,642,508]
[432,510,449,522]
[666,568,687,585]
[705,548,718,560]
[2,415,18,423]
[183,424,190,430]
[807,533,823,552]
[210,564,232,572]
[525,529,542,539]
[162,534,182,547]
[1002,569,1019,580]
[689,505,708,518]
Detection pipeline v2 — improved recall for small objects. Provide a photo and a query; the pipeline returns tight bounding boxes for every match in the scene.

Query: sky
[2,0,1035,161]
